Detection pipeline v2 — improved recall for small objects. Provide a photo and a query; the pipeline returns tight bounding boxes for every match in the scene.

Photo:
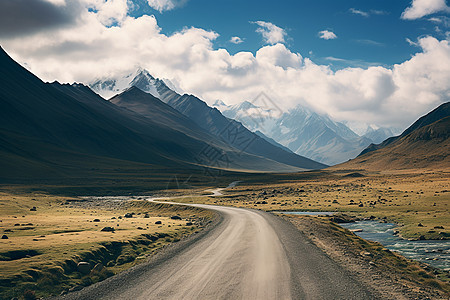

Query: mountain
[337,103,450,171]
[360,102,450,156]
[362,126,396,144]
[0,48,305,180]
[91,70,327,170]
[217,102,373,166]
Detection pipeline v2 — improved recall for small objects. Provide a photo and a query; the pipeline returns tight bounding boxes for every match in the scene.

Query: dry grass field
[0,191,213,299]
[167,169,449,240]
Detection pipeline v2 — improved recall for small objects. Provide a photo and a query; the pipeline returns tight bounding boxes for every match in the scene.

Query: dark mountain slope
[360,102,450,156]
[334,114,450,171]
[164,94,327,170]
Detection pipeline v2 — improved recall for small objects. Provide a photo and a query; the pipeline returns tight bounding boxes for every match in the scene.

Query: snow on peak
[90,68,163,100]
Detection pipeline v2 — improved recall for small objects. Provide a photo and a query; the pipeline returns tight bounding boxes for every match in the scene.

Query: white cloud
[146,0,186,13]
[401,0,450,20]
[349,8,369,17]
[318,30,337,40]
[252,21,286,44]
[1,3,449,131]
[230,36,244,44]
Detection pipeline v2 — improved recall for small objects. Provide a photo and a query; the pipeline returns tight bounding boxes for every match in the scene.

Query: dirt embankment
[285,215,450,300]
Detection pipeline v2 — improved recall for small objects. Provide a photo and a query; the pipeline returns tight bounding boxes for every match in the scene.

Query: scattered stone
[361,251,373,257]
[186,222,193,226]
[30,207,37,211]
[137,227,144,230]
[418,223,424,227]
[124,213,133,218]
[101,227,115,232]
[1,235,8,239]
[93,219,100,222]
[144,214,150,218]
[170,216,182,220]
[155,221,162,224]
[77,262,91,274]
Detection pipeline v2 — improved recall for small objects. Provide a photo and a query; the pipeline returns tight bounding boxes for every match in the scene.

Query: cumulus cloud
[252,21,287,44]
[146,0,186,13]
[0,0,82,37]
[1,2,449,131]
[318,30,337,40]
[230,36,244,44]
[401,0,450,20]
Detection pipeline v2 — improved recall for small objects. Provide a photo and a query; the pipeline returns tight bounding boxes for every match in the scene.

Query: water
[340,221,450,270]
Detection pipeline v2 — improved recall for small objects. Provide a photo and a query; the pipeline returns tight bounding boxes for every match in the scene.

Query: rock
[434,225,444,229]
[360,251,373,257]
[144,214,150,218]
[91,263,104,273]
[101,226,115,232]
[170,216,182,220]
[1,235,8,239]
[124,213,133,218]
[30,207,37,211]
[418,223,424,227]
[93,219,100,222]
[77,262,91,274]
[186,222,193,226]
[155,221,162,224]
[418,235,426,240]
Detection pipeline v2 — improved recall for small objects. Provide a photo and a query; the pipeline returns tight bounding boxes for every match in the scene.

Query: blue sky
[130,0,448,69]
[0,0,449,131]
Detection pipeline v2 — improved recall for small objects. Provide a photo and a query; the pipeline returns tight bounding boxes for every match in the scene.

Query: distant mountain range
[91,69,326,170]
[0,48,326,181]
[215,101,396,166]
[337,102,450,171]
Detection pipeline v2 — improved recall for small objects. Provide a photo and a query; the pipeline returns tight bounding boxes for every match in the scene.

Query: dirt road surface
[59,203,378,299]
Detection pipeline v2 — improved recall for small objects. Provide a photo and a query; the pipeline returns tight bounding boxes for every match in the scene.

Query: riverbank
[0,192,214,299]
[185,169,450,241]
[284,214,450,299]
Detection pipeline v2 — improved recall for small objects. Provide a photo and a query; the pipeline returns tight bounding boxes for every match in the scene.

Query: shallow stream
[279,211,449,270]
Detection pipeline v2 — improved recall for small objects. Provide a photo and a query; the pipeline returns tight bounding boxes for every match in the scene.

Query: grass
[161,169,449,240]
[0,192,213,299]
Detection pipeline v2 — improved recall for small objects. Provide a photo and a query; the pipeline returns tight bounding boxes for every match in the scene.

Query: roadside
[0,192,214,299]
[284,214,450,299]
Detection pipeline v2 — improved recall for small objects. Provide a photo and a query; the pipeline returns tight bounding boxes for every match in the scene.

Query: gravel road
[58,202,378,300]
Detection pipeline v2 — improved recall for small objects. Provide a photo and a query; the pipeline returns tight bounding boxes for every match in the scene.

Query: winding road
[59,184,378,300]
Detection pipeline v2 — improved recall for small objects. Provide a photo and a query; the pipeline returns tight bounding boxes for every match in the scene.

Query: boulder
[170,216,182,220]
[155,221,162,224]
[101,227,115,232]
[77,262,91,274]
[1,235,8,239]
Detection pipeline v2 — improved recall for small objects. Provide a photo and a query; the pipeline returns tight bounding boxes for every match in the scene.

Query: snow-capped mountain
[90,68,179,101]
[362,126,398,144]
[89,69,327,170]
[216,101,392,166]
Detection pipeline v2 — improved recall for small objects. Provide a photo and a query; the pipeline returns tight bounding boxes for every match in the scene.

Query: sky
[0,0,449,133]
